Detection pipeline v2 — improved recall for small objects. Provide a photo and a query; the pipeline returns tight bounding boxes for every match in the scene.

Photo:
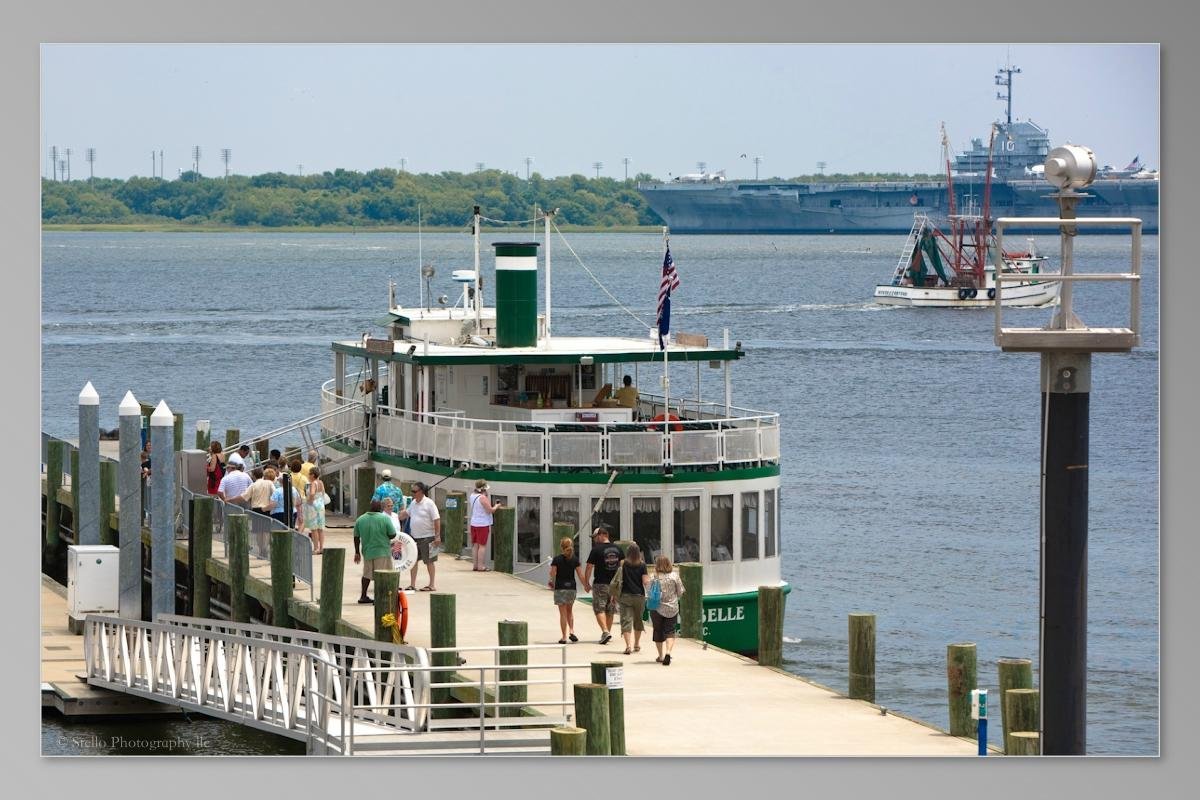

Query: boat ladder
[891,214,929,285]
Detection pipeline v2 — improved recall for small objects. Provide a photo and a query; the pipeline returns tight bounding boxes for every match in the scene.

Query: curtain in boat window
[741,492,759,560]
[632,496,661,559]
[673,495,700,563]
[517,495,541,563]
[711,494,734,562]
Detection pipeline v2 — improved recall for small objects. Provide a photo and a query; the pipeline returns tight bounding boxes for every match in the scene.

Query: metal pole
[723,328,732,418]
[1039,352,1090,755]
[545,209,553,343]
[76,382,101,544]
[118,391,143,618]
[149,400,177,620]
[474,205,482,335]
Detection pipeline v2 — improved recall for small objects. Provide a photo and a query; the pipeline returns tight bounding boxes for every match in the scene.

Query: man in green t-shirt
[354,500,397,604]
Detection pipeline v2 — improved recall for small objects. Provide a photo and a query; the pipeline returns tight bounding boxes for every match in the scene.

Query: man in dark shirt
[583,527,623,644]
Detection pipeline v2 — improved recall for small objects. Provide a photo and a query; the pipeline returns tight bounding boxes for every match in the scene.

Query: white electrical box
[67,544,120,620]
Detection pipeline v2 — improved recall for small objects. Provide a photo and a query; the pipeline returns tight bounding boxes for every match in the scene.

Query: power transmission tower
[64,148,72,181]
[400,157,407,172]
[592,161,603,179]
[192,145,202,179]
[86,147,96,180]
[475,162,485,173]
[49,146,59,181]
[622,157,631,180]
[753,156,762,180]
[525,156,533,179]
[221,148,232,177]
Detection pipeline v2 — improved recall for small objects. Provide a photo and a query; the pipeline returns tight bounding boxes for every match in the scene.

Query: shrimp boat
[318,209,787,655]
[873,123,1060,309]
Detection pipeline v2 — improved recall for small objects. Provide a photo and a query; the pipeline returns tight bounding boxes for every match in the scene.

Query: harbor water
[40,230,1159,755]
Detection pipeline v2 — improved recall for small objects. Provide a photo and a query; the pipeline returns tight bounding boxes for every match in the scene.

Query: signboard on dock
[605,666,624,690]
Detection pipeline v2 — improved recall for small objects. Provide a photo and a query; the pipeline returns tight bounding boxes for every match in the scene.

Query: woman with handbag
[304,466,327,554]
[649,554,685,665]
[616,543,651,656]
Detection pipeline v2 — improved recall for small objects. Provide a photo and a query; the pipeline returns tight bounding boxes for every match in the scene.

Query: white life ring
[392,533,419,572]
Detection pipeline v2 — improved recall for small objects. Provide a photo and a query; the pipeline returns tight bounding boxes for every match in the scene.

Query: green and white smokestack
[493,241,540,347]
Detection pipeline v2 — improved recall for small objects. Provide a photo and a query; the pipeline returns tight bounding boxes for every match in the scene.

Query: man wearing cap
[372,468,407,511]
[404,481,441,591]
[217,460,254,505]
[583,527,623,644]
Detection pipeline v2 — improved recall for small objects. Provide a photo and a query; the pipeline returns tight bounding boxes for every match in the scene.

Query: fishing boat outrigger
[318,208,787,654]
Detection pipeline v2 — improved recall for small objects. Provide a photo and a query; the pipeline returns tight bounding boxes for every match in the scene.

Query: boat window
[741,492,759,560]
[673,495,700,564]
[632,496,662,560]
[553,497,580,554]
[711,494,733,562]
[764,489,777,558]
[589,497,621,541]
[516,496,541,563]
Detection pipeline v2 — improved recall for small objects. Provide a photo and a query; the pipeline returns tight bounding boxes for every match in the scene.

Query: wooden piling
[70,447,80,540]
[1009,731,1040,756]
[550,726,588,756]
[678,563,703,639]
[430,593,457,717]
[191,496,213,618]
[318,548,345,635]
[195,428,208,451]
[848,613,876,702]
[254,439,270,463]
[225,428,240,450]
[572,683,611,755]
[173,413,184,454]
[493,507,515,574]
[373,570,400,643]
[498,620,528,718]
[355,465,375,518]
[44,440,65,564]
[552,521,575,555]
[270,530,294,629]
[227,514,250,623]
[1004,688,1040,755]
[947,642,978,738]
[590,661,625,755]
[998,657,1034,753]
[757,585,785,667]
[443,491,467,558]
[99,461,117,546]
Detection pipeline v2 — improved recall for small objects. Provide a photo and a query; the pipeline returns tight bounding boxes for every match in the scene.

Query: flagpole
[661,226,670,468]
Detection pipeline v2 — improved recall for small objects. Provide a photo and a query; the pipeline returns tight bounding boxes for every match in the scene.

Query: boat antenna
[995,59,1021,127]
[941,122,956,219]
[418,202,424,310]
[473,205,482,334]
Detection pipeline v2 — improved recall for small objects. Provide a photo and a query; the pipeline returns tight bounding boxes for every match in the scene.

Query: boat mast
[544,207,555,345]
[473,205,481,334]
[418,203,424,310]
[995,60,1021,127]
[661,226,671,457]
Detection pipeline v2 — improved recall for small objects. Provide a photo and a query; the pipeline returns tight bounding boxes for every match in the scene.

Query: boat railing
[320,382,779,472]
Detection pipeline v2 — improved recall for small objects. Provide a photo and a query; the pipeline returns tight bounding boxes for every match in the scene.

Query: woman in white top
[468,479,503,572]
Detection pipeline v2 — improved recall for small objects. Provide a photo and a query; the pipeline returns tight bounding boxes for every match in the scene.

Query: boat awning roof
[332,335,745,366]
[372,311,412,326]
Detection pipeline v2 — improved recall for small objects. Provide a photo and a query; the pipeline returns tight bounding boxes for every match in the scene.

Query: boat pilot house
[320,229,786,653]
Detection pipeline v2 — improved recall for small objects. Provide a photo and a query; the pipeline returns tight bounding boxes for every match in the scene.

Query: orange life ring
[651,412,683,432]
[395,588,410,639]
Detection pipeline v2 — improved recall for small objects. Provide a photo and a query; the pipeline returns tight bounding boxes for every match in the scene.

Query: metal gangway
[83,614,589,755]
[228,400,371,475]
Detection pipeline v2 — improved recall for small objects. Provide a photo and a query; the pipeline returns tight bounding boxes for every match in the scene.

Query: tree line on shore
[41,168,943,228]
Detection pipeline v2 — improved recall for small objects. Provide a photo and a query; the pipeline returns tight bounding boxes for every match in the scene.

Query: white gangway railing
[321,381,781,472]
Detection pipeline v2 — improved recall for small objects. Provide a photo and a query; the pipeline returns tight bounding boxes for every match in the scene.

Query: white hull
[873,278,1060,308]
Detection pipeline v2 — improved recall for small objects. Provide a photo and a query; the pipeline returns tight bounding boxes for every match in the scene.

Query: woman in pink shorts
[468,479,503,571]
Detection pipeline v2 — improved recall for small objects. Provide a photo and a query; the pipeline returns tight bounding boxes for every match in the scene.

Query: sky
[40,43,1159,181]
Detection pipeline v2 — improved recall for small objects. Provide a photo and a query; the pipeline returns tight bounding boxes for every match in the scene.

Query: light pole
[592,161,603,179]
[816,161,826,176]
[753,156,762,180]
[525,156,533,179]
[622,157,631,181]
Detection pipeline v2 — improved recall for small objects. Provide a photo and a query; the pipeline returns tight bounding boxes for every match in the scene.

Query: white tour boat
[318,208,787,654]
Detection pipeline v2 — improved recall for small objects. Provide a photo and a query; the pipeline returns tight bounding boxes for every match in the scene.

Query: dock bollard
[430,593,457,718]
[947,643,978,738]
[443,491,466,558]
[1009,731,1040,756]
[848,613,876,702]
[590,661,625,755]
[149,401,176,621]
[1004,688,1040,755]
[117,393,142,619]
[191,496,214,619]
[225,428,241,451]
[44,439,65,566]
[572,683,611,755]
[492,507,515,574]
[70,447,80,541]
[77,382,100,546]
[498,620,528,717]
[228,514,250,623]
[194,420,210,451]
[757,585,785,667]
[173,412,184,454]
[270,529,294,629]
[677,563,703,639]
[373,569,400,643]
[254,439,270,464]
[997,657,1034,753]
[550,726,588,756]
[354,465,375,519]
[318,548,345,635]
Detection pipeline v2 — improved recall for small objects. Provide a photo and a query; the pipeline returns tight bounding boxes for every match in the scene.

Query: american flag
[1124,155,1142,172]
[656,243,680,349]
